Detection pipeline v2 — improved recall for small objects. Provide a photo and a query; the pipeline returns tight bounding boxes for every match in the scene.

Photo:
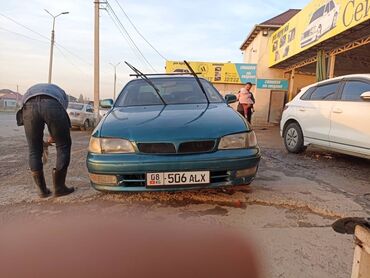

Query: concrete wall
[242,29,316,125]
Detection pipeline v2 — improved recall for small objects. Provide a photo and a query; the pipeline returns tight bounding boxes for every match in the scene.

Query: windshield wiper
[183,60,210,104]
[124,61,166,105]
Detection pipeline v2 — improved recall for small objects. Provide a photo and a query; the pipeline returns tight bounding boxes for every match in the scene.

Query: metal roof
[260,9,301,26]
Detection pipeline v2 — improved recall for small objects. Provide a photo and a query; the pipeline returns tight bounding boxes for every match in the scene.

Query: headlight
[218,132,257,150]
[88,137,135,154]
[89,137,102,153]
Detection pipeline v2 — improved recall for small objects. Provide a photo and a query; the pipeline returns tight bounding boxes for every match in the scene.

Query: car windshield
[68,103,84,110]
[115,77,224,106]
[310,6,325,23]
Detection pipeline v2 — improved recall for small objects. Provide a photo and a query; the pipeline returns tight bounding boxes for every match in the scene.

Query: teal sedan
[87,76,260,192]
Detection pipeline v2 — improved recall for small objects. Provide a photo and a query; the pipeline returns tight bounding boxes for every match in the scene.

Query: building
[240,0,370,125]
[0,90,22,110]
[240,9,315,125]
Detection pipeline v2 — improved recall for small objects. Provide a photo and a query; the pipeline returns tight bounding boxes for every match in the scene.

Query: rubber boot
[52,168,75,197]
[31,171,52,198]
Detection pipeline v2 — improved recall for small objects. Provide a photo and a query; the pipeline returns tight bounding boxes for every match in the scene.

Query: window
[86,106,94,113]
[116,77,223,107]
[341,81,370,101]
[330,0,335,10]
[300,87,316,100]
[68,103,84,110]
[310,6,325,23]
[309,83,339,100]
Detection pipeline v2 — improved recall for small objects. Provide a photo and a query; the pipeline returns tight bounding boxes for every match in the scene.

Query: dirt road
[0,112,369,278]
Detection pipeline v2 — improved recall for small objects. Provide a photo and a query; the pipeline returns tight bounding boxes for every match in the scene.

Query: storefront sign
[257,79,289,90]
[166,61,257,84]
[269,0,370,66]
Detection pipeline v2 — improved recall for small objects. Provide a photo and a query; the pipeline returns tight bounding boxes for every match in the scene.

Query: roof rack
[129,72,202,77]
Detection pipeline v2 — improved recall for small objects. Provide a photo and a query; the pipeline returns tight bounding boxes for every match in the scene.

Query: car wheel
[81,120,89,131]
[284,122,306,154]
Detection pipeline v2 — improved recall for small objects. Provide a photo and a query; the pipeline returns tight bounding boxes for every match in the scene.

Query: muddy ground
[0,111,369,278]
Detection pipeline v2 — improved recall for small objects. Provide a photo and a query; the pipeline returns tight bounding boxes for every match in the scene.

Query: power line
[0,27,49,44]
[111,0,168,61]
[106,2,156,72]
[0,12,50,41]
[54,45,91,76]
[0,12,91,67]
[105,6,148,71]
[105,2,157,72]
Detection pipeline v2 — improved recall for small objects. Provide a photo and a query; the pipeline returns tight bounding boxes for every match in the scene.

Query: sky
[0,0,310,100]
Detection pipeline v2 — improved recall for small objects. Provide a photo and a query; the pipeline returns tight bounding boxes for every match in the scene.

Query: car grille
[118,171,229,187]
[137,140,216,154]
[137,143,176,154]
[178,141,215,153]
[119,174,146,187]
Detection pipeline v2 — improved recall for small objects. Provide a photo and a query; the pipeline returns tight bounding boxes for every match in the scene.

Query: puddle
[179,206,229,218]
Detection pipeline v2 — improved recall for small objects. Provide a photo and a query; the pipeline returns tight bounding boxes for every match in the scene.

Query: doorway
[268,90,286,124]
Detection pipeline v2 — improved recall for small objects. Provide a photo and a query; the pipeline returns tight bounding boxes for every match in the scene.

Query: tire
[283,122,306,154]
[81,119,89,131]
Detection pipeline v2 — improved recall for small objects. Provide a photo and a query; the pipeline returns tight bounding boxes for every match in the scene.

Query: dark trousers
[246,108,253,123]
[23,96,71,172]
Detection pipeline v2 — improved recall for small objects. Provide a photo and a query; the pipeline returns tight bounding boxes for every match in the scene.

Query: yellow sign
[269,0,370,66]
[166,61,257,84]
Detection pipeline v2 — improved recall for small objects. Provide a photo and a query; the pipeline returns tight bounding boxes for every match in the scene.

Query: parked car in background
[300,0,339,48]
[99,106,110,118]
[281,74,370,159]
[67,102,95,130]
[87,75,260,192]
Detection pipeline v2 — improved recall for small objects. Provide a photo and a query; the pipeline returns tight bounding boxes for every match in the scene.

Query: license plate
[146,171,210,186]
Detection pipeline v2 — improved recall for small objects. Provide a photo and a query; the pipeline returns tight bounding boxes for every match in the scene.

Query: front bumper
[86,148,261,192]
[69,117,84,127]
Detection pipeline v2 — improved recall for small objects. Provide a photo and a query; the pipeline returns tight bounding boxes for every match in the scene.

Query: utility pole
[110,62,121,100]
[16,84,19,108]
[94,1,100,121]
[45,10,69,84]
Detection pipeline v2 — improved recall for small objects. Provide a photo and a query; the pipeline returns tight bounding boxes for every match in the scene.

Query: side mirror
[100,99,114,109]
[360,91,370,101]
[225,94,237,104]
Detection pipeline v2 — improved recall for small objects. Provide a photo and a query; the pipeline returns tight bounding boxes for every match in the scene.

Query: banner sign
[166,61,257,84]
[257,79,289,90]
[269,0,370,66]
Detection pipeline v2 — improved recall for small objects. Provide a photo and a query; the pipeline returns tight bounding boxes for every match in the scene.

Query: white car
[300,0,339,48]
[67,102,96,130]
[281,74,370,159]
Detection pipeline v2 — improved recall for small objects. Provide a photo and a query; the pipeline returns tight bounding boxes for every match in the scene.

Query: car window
[300,87,316,100]
[86,106,94,113]
[330,0,335,10]
[68,103,84,110]
[341,81,370,102]
[325,4,329,13]
[309,83,339,101]
[200,80,225,103]
[116,78,223,106]
[310,6,325,23]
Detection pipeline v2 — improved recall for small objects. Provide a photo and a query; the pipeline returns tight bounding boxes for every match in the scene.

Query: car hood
[98,104,248,141]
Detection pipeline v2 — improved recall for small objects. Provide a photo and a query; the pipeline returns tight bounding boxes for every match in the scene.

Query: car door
[86,105,94,123]
[329,79,370,156]
[297,82,340,146]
